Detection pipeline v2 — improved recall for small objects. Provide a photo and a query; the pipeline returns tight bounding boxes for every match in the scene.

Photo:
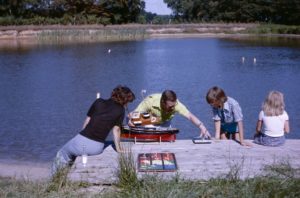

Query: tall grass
[37,28,147,44]
[245,24,300,35]
[1,156,299,197]
[115,144,139,191]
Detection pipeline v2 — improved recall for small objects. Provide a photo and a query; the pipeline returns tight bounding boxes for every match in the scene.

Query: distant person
[52,85,135,175]
[206,86,250,146]
[128,90,210,138]
[254,91,290,146]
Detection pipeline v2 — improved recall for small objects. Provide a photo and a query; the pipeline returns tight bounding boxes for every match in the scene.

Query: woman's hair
[262,91,285,116]
[161,90,177,103]
[111,85,135,105]
[206,86,227,105]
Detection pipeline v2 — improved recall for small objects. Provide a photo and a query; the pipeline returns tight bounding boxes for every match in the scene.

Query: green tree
[102,0,144,24]
[163,0,300,25]
[273,0,300,25]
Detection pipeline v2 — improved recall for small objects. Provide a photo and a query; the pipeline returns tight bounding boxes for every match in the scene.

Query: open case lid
[138,153,178,172]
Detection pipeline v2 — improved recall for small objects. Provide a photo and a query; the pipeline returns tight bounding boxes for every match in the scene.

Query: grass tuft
[47,166,70,192]
[115,144,139,191]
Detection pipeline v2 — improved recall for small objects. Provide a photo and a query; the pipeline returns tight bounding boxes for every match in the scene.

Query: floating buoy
[242,56,245,63]
[108,49,111,53]
[253,57,257,64]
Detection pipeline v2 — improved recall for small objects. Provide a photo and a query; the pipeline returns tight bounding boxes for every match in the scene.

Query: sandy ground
[0,161,51,181]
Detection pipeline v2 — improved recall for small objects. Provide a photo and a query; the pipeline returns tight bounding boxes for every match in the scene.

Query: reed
[37,28,148,44]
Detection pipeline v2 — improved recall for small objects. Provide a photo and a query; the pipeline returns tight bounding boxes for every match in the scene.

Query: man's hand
[200,125,211,139]
[128,119,135,127]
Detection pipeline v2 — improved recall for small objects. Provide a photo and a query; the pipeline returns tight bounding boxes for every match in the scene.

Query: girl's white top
[259,110,289,137]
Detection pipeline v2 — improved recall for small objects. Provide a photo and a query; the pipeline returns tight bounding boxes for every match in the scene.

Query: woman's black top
[80,98,124,143]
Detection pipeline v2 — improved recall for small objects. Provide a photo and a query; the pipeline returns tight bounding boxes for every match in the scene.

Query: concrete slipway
[68,139,300,184]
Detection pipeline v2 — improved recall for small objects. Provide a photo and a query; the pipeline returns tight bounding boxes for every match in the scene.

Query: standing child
[206,86,250,146]
[254,91,290,146]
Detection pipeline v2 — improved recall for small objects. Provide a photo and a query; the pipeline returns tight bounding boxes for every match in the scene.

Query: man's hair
[206,86,227,104]
[111,85,135,105]
[161,90,177,103]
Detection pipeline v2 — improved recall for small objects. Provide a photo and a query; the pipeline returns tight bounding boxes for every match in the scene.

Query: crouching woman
[52,85,135,175]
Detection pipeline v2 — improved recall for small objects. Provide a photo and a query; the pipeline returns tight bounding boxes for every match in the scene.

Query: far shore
[2,23,299,42]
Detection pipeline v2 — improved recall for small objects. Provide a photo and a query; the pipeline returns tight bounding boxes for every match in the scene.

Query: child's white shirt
[259,110,289,137]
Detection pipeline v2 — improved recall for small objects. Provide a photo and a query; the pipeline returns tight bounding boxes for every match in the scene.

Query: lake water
[0,36,300,163]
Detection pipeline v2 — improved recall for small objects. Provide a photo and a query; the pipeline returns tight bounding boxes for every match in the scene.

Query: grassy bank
[1,162,300,198]
[37,28,147,43]
[0,23,299,45]
[245,24,300,35]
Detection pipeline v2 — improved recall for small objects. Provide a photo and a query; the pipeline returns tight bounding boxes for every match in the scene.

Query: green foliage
[1,0,299,25]
[164,0,300,25]
[0,0,145,25]
[245,24,300,35]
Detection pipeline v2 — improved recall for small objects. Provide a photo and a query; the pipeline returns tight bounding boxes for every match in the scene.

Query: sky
[144,0,172,15]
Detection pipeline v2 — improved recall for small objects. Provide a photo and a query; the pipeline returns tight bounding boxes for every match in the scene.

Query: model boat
[121,125,179,142]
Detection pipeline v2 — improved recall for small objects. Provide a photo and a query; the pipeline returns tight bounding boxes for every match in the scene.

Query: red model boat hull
[121,126,179,142]
[120,133,176,142]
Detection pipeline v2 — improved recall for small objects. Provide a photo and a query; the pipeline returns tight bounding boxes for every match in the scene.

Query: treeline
[164,0,300,25]
[0,0,299,26]
[0,0,155,25]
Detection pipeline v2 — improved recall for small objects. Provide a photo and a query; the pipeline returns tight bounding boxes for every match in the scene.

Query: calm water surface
[0,37,299,163]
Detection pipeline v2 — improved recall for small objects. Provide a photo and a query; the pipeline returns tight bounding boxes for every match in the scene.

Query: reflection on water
[225,35,300,47]
[0,36,300,163]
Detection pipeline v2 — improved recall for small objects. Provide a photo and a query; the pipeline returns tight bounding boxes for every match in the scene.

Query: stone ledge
[68,139,300,184]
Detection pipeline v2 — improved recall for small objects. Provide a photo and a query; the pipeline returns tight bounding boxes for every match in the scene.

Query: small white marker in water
[108,49,111,53]
[253,57,257,64]
[96,92,100,99]
[242,56,245,63]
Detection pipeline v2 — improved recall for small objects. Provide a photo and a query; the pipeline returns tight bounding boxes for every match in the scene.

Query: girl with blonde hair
[254,91,290,146]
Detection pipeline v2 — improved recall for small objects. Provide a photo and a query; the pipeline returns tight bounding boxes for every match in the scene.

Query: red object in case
[138,153,178,172]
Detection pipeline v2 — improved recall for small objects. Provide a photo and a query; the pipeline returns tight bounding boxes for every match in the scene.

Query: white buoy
[253,57,257,64]
[108,49,111,53]
[96,92,100,99]
[242,56,245,63]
